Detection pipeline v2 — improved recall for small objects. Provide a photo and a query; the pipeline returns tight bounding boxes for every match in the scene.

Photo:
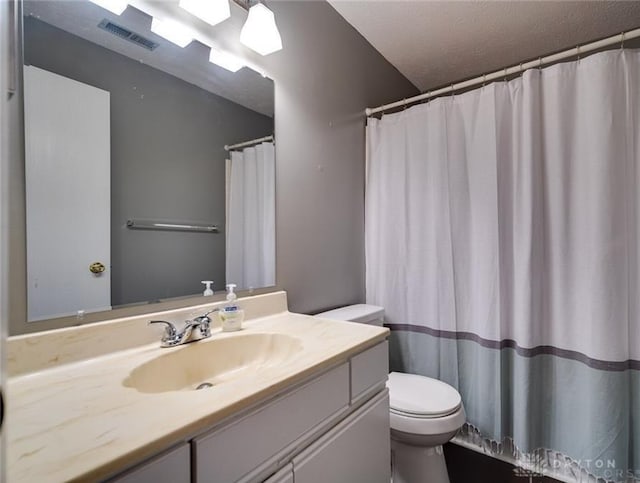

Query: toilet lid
[387,372,462,418]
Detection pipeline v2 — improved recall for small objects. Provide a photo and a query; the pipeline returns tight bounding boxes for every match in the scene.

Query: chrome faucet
[149,309,217,348]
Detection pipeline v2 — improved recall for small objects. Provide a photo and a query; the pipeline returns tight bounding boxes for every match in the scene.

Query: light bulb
[240,3,282,56]
[209,47,245,72]
[150,17,194,48]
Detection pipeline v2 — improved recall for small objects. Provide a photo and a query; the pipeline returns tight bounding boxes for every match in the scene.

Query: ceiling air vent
[98,19,159,51]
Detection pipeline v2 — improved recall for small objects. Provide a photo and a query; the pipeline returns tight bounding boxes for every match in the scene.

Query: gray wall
[8,1,417,334]
[0,0,14,467]
[8,0,28,335]
[24,17,273,307]
[264,2,417,314]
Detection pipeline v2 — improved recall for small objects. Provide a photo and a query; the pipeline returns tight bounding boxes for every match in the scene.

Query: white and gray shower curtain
[366,50,639,482]
[226,141,275,290]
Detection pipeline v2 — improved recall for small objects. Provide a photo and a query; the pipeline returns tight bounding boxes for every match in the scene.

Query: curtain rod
[365,27,640,117]
[224,135,274,151]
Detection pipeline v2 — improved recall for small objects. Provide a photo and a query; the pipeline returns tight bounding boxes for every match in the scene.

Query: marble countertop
[6,293,388,482]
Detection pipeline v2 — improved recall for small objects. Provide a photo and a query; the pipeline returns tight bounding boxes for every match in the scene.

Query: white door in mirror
[24,66,111,321]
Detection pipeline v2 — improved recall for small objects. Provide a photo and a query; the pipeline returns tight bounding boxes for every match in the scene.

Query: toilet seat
[386,372,466,437]
[390,407,458,419]
[390,405,466,437]
[387,372,462,418]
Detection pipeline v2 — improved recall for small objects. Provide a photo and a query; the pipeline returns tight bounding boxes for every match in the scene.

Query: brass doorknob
[89,262,106,274]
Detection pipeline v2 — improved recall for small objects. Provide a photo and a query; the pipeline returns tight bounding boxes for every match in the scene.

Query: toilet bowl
[387,371,466,483]
[316,304,466,483]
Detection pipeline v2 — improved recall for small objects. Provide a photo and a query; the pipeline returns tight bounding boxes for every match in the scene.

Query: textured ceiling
[329,1,640,92]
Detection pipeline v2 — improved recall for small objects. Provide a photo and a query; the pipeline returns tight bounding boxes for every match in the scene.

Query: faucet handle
[192,308,218,323]
[149,320,177,339]
[201,308,219,317]
[190,309,218,338]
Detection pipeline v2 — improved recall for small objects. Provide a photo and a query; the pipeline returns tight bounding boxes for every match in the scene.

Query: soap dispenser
[201,280,214,296]
[219,283,244,332]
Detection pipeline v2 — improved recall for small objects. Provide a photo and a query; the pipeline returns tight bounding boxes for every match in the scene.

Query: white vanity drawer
[193,363,350,483]
[108,443,190,483]
[350,341,388,403]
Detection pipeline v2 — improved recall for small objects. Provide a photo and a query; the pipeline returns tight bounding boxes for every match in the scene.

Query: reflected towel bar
[126,219,220,233]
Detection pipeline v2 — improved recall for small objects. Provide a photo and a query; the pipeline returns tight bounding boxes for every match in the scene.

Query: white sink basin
[123,332,303,393]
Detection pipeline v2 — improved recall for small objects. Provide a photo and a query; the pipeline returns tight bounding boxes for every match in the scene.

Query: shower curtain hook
[538,57,543,70]
[402,98,407,111]
[503,67,508,81]
[621,31,625,50]
[576,44,581,62]
[450,83,455,99]
[482,74,486,87]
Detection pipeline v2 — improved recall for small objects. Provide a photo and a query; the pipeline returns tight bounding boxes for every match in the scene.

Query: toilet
[316,304,466,483]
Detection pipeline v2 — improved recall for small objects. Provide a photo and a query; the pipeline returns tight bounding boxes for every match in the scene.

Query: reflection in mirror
[22,0,275,322]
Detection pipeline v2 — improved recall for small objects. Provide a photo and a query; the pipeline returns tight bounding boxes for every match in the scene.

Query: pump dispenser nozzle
[201,280,214,296]
[226,283,237,301]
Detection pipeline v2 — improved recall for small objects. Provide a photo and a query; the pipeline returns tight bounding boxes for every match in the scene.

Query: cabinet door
[109,443,190,483]
[293,391,390,483]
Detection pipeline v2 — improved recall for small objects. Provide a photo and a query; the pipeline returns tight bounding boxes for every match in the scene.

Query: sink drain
[195,382,214,390]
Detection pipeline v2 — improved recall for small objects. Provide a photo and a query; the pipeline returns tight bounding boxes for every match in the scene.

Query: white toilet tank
[315,304,385,327]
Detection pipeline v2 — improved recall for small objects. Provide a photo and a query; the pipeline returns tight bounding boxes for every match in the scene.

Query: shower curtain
[366,50,640,482]
[226,141,275,290]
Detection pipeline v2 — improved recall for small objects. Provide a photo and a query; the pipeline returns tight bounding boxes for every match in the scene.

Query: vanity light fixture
[150,17,194,47]
[240,3,282,56]
[89,0,128,15]
[179,0,230,27]
[209,47,245,72]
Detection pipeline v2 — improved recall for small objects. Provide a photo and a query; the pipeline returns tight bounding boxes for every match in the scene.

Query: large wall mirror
[22,0,275,323]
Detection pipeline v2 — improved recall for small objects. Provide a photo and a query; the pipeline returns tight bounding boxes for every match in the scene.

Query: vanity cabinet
[109,341,389,483]
[350,341,389,403]
[111,443,190,483]
[263,464,294,483]
[293,391,390,483]
[193,363,350,482]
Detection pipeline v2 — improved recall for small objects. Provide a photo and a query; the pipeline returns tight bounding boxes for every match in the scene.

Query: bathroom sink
[123,333,304,393]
